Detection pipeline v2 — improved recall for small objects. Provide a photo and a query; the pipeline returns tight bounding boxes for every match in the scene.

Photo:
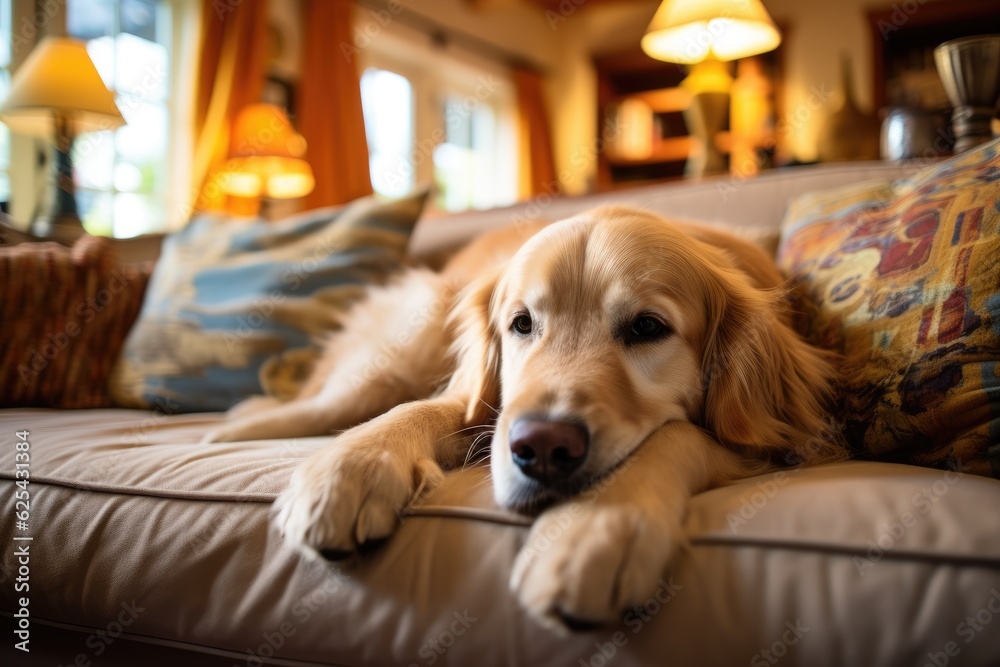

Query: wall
[402,0,562,70]
[368,0,585,191]
[397,0,937,192]
[378,0,648,195]
[339,0,906,193]
[554,0,955,167]
[346,0,635,195]
[1,0,966,227]
[560,0,879,164]
[762,0,939,162]
[550,1,658,193]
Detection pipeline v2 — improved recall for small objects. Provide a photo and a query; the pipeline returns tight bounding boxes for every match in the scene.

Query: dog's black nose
[509,417,589,484]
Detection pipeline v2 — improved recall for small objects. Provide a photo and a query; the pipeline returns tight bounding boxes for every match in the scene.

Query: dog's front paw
[274,439,444,560]
[511,503,679,632]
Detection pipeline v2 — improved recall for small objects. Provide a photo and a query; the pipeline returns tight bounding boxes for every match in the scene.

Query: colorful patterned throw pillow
[1,235,150,408]
[778,138,1000,477]
[109,192,427,413]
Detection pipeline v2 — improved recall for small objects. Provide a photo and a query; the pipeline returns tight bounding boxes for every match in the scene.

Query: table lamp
[641,0,780,177]
[220,103,315,216]
[0,37,125,241]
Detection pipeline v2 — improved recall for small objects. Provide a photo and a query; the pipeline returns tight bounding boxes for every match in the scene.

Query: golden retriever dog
[204,205,846,630]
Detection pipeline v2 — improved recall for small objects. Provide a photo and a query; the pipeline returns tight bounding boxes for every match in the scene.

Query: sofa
[3,158,1000,667]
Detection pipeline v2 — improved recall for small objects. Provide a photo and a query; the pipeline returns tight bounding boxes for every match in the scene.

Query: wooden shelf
[868,0,1000,111]
[594,50,689,189]
[607,137,694,166]
[610,87,691,115]
[593,31,788,190]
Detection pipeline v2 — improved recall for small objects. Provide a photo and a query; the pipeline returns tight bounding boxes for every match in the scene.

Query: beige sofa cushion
[2,407,999,666]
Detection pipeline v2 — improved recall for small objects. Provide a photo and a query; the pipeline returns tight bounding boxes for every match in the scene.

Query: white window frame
[358,20,518,213]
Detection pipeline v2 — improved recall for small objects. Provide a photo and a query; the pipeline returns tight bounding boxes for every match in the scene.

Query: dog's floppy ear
[701,271,845,464]
[445,269,503,426]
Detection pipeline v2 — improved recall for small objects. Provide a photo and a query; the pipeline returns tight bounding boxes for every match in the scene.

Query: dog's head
[448,206,838,512]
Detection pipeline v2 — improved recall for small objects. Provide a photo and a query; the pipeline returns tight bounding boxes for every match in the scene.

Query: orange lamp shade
[222,104,315,199]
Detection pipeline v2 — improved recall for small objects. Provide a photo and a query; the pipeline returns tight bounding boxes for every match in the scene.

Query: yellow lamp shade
[641,0,781,64]
[0,37,124,136]
[222,104,315,200]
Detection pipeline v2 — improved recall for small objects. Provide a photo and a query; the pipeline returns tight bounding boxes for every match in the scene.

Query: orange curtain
[191,0,269,213]
[514,67,559,199]
[298,0,373,209]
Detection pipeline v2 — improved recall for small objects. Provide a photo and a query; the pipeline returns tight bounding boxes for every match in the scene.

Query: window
[0,0,11,209]
[361,68,415,199]
[359,32,517,213]
[435,95,505,212]
[68,0,171,237]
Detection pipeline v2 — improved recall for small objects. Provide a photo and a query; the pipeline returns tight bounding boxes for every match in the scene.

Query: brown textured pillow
[0,235,151,408]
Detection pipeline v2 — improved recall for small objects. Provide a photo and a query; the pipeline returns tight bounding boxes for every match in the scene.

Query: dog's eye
[511,314,533,336]
[624,315,671,344]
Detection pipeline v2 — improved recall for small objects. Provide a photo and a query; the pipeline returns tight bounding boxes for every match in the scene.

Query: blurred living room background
[0,0,998,239]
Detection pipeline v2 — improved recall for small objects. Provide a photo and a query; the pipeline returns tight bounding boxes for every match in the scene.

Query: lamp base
[32,114,85,245]
[951,105,997,154]
[684,91,729,178]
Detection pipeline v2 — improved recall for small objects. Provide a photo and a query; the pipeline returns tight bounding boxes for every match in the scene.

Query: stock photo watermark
[921,589,1000,667]
[10,0,63,56]
[578,578,682,667]
[515,455,636,561]
[52,600,146,667]
[509,115,626,230]
[11,426,144,662]
[237,567,347,667]
[221,231,356,351]
[546,0,587,30]
[11,429,31,653]
[15,267,141,385]
[717,83,834,201]
[725,470,790,532]
[408,609,478,666]
[340,0,413,62]
[875,0,936,39]
[375,72,504,194]
[750,619,810,666]
[853,462,967,576]
[348,277,460,390]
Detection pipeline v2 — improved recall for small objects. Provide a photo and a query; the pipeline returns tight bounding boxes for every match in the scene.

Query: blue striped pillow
[109,191,427,412]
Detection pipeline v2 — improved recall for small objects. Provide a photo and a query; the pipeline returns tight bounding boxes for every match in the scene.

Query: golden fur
[204,206,845,630]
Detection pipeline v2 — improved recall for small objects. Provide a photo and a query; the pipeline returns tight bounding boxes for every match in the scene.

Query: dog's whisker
[478,398,500,416]
[435,424,493,447]
[448,424,494,436]
[463,459,492,475]
[462,430,495,470]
